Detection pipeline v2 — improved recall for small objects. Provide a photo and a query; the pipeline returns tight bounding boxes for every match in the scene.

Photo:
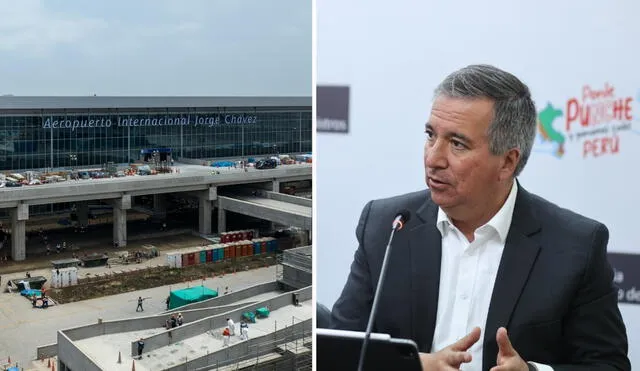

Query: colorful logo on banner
[534,84,637,158]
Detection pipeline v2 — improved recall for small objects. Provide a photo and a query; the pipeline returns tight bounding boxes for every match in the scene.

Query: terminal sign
[41,114,258,131]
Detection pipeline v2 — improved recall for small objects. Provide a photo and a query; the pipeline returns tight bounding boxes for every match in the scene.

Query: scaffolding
[276,246,312,289]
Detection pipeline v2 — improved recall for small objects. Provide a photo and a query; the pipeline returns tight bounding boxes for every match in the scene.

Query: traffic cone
[117,351,122,363]
[132,359,136,371]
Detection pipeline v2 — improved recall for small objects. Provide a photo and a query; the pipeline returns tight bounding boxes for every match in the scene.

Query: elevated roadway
[218,195,312,231]
[1,165,311,261]
[0,166,311,207]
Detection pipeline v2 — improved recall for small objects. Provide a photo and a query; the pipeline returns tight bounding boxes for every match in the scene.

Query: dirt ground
[0,233,207,275]
[50,254,276,304]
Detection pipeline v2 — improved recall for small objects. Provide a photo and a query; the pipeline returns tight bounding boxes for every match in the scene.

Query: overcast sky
[0,0,311,96]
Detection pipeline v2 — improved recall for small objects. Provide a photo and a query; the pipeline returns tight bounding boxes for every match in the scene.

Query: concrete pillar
[218,207,227,234]
[198,186,217,235]
[77,202,89,226]
[301,229,310,246]
[11,203,28,261]
[153,194,167,218]
[112,195,131,247]
[270,181,281,231]
[199,197,212,235]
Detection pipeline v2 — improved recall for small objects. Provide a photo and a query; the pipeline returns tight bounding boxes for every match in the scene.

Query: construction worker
[240,321,249,340]
[226,317,235,336]
[137,338,145,359]
[222,327,231,346]
[136,296,145,312]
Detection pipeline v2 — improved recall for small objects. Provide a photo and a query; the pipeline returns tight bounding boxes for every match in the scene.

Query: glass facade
[0,106,312,171]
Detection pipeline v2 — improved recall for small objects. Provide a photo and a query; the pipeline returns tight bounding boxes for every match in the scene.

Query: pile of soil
[50,255,276,304]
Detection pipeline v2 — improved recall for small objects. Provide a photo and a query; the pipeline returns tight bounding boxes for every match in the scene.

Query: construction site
[0,245,312,371]
[0,163,312,371]
[39,245,312,371]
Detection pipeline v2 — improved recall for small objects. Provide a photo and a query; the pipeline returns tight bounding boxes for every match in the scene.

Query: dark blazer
[330,185,630,371]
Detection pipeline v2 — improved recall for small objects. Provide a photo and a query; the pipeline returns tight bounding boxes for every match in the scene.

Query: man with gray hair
[330,65,629,370]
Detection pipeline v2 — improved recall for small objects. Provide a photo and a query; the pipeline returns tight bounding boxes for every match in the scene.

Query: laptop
[316,328,422,370]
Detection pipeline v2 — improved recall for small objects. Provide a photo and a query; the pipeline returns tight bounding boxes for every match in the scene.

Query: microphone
[357,209,411,371]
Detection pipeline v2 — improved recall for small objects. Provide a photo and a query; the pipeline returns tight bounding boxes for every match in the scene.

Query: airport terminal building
[0,96,312,171]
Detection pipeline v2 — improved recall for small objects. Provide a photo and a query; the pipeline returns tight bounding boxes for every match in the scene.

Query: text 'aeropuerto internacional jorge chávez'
[41,113,259,131]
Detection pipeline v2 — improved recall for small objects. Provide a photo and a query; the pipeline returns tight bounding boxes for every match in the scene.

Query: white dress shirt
[430,181,552,371]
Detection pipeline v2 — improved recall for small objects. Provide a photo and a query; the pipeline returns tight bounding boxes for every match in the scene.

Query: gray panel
[317,85,350,133]
[0,96,311,111]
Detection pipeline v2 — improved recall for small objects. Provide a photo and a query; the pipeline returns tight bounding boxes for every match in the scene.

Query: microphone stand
[356,222,401,371]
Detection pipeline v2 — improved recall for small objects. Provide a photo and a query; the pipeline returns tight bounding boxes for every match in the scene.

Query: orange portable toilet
[242,243,248,256]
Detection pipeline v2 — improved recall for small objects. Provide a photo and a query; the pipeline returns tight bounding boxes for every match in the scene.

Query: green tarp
[256,307,270,318]
[169,286,218,309]
[243,311,256,323]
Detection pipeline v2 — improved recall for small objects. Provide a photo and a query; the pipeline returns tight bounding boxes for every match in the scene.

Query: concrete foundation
[11,203,28,261]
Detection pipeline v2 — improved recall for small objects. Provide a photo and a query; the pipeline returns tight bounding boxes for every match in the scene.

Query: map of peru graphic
[537,102,565,157]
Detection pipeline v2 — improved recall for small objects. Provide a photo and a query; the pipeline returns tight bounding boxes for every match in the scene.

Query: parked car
[255,158,278,169]
[137,165,152,175]
[5,182,22,187]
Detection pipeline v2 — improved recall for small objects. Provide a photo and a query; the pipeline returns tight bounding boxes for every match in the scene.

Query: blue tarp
[20,289,42,297]
[211,161,235,167]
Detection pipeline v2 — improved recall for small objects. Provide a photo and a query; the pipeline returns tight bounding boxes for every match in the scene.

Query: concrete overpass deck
[1,164,311,261]
[0,164,312,207]
[218,195,312,230]
[74,301,312,371]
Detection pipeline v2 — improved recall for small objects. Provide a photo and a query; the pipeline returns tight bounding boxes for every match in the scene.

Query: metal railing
[193,316,311,371]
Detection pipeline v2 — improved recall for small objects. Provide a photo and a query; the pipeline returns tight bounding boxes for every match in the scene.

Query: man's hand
[490,327,529,371]
[420,327,481,370]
